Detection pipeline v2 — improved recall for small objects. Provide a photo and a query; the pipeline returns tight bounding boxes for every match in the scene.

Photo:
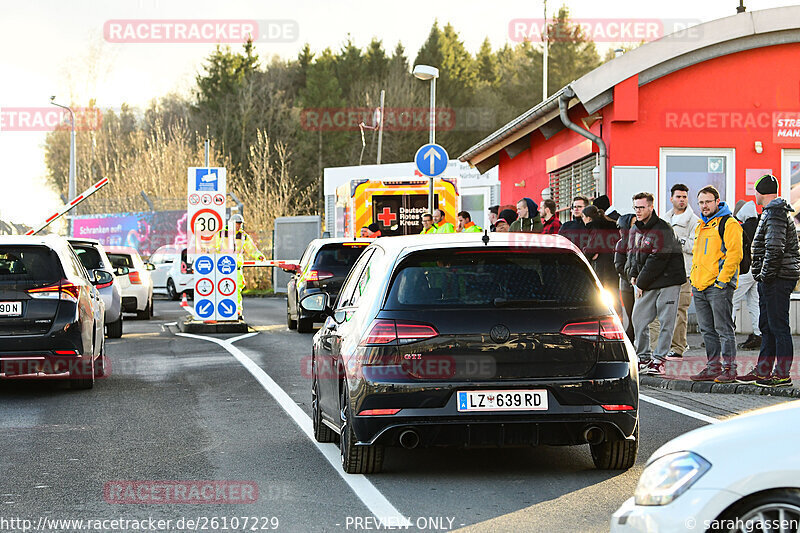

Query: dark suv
[287,239,370,333]
[0,235,108,389]
[303,233,639,474]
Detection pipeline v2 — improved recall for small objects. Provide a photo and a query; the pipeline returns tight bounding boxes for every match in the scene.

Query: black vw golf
[303,233,639,474]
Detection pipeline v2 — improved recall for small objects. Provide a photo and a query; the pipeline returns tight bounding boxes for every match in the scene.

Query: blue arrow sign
[194,255,214,275]
[217,298,237,319]
[414,143,448,177]
[195,298,214,319]
[217,255,237,275]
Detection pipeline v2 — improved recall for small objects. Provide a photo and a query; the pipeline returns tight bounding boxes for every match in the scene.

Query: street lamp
[50,96,76,206]
[413,65,440,213]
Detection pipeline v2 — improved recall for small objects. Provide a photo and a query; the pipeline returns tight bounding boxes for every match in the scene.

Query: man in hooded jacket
[509,197,543,233]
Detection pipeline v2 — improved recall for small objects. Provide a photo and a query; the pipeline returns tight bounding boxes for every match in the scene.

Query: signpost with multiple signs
[187,167,227,255]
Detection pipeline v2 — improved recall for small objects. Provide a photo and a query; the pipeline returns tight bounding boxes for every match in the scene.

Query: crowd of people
[413,175,799,387]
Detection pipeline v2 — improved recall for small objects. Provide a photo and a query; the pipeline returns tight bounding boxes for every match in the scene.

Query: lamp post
[413,64,440,214]
[50,96,76,235]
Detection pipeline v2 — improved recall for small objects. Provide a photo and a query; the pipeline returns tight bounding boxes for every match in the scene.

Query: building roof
[459,6,800,172]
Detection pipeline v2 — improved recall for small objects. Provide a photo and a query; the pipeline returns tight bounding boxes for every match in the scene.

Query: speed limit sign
[187,167,226,254]
[190,208,223,242]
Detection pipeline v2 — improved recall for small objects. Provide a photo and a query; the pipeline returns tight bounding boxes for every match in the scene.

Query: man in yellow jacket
[457,211,482,232]
[689,185,743,384]
[420,213,437,234]
[433,209,455,233]
[214,214,265,317]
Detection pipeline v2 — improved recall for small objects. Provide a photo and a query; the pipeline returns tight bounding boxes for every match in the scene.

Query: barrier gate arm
[241,260,300,269]
[26,177,110,235]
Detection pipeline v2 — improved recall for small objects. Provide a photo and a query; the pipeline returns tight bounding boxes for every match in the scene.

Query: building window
[659,148,735,215]
[548,154,598,219]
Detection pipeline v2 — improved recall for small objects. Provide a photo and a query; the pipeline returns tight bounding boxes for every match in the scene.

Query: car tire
[716,489,800,533]
[70,353,95,390]
[167,279,178,300]
[590,424,638,470]
[287,307,297,330]
[339,383,383,474]
[106,315,123,338]
[297,316,313,333]
[94,342,107,378]
[312,361,336,443]
[136,298,152,320]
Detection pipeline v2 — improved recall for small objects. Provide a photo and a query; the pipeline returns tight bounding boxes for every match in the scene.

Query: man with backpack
[689,186,743,383]
[732,200,760,349]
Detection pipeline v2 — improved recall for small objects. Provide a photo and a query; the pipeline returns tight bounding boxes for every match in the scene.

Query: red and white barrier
[26,177,110,235]
[241,260,300,269]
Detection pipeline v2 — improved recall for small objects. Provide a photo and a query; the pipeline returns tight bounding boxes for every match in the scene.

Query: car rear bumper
[0,353,94,378]
[348,365,638,447]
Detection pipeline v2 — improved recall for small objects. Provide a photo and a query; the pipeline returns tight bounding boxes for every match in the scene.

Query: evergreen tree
[546,6,601,95]
[365,38,389,81]
[476,37,497,84]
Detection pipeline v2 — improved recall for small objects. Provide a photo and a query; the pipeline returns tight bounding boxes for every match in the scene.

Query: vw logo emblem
[490,324,510,343]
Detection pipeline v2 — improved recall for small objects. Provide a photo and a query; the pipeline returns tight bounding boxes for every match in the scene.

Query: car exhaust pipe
[399,429,420,449]
[583,426,605,445]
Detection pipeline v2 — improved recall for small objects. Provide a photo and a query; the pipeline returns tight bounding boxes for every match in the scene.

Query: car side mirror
[92,269,114,286]
[115,266,130,276]
[300,292,331,315]
[145,263,156,271]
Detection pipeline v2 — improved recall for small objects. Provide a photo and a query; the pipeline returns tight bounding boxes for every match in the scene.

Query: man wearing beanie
[740,174,800,387]
[689,185,743,384]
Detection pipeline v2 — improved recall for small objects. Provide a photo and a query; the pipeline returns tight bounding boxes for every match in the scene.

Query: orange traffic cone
[180,293,189,308]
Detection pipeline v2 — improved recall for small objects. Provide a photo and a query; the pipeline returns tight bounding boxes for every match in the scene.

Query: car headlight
[634,451,711,506]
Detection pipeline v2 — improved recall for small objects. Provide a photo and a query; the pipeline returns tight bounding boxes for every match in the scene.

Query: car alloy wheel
[312,357,336,443]
[725,493,800,533]
[166,279,178,300]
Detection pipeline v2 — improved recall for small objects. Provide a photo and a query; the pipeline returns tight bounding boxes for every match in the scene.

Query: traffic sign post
[187,167,226,257]
[414,144,449,214]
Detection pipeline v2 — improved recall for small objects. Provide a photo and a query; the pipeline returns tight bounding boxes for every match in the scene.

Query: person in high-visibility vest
[420,213,437,234]
[214,214,265,317]
[433,209,455,233]
[457,211,482,233]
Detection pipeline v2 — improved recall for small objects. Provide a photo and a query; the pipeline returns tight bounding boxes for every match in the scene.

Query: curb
[641,375,800,398]
[177,319,250,334]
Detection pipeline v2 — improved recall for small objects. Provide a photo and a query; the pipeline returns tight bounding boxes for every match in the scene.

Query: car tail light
[360,320,438,346]
[561,316,625,341]
[28,280,81,303]
[602,404,635,411]
[180,262,188,274]
[128,271,142,284]
[304,270,334,282]
[357,408,401,416]
[599,316,625,340]
[96,278,113,290]
[54,350,79,355]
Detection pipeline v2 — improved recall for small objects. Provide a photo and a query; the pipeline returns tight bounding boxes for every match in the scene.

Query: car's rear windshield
[385,248,598,309]
[313,243,368,269]
[73,246,103,270]
[107,253,134,269]
[0,246,63,284]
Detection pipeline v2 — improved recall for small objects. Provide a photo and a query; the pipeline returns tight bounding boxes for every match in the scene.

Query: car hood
[649,400,800,464]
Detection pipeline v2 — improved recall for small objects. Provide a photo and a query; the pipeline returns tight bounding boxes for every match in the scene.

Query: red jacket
[542,216,562,235]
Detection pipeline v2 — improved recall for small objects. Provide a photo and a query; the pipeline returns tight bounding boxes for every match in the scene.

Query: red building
[460,6,800,219]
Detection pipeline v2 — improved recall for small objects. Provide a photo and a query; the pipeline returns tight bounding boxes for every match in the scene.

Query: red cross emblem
[377,207,396,226]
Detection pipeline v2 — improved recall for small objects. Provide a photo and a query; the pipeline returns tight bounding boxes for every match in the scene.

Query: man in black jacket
[739,174,800,387]
[614,213,637,341]
[558,195,588,246]
[624,192,687,375]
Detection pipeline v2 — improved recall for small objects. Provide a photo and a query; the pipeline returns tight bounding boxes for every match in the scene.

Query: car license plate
[0,301,22,317]
[457,390,548,412]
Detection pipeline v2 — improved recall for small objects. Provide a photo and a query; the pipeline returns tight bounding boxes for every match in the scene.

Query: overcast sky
[0,0,796,225]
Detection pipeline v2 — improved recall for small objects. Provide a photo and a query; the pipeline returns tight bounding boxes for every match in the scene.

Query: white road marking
[177,332,410,527]
[228,332,258,344]
[640,394,719,424]
[163,322,177,326]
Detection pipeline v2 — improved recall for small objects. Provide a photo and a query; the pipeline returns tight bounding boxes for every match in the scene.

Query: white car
[148,245,193,300]
[611,401,800,533]
[105,246,154,319]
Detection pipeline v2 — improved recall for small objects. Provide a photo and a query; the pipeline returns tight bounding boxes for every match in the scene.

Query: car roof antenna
[482,229,490,246]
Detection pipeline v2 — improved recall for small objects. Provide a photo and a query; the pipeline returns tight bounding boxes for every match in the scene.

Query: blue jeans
[692,284,737,371]
[756,278,795,378]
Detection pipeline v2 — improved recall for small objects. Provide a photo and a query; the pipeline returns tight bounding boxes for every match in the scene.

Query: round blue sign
[217,255,237,275]
[217,298,238,318]
[194,255,214,275]
[414,143,449,177]
[195,298,215,318]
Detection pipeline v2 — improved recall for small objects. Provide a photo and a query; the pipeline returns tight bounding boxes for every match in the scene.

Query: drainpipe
[558,87,607,196]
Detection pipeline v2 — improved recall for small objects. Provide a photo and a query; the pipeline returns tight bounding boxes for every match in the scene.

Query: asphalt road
[0,298,793,533]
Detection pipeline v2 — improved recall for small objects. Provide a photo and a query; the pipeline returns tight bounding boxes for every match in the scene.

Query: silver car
[69,238,124,338]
